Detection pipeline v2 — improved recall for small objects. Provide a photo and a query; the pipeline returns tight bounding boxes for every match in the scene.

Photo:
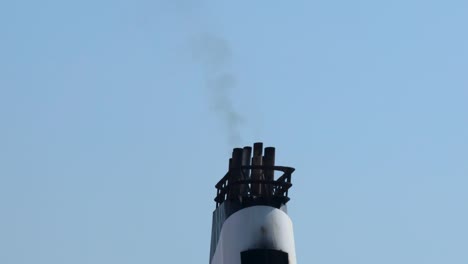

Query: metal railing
[214,165,295,208]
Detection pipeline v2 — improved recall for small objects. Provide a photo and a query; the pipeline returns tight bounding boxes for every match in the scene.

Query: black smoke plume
[192,33,244,145]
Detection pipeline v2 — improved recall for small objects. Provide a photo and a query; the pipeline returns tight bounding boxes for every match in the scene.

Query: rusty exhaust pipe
[251,142,263,196]
[229,148,243,199]
[241,146,252,196]
[263,147,275,197]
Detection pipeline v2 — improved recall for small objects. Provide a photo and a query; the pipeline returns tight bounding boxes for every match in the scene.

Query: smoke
[192,33,244,145]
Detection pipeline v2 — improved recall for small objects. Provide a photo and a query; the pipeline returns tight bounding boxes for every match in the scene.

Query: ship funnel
[210,142,297,264]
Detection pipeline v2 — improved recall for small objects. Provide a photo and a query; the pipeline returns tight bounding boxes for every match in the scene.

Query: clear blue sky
[1,0,467,263]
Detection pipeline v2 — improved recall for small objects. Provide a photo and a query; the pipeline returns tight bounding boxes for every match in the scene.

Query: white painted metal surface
[211,205,296,264]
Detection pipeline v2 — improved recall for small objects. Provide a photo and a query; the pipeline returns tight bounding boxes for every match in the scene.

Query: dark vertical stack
[228,148,243,199]
[241,147,252,196]
[251,142,264,197]
[227,142,276,200]
[263,147,275,197]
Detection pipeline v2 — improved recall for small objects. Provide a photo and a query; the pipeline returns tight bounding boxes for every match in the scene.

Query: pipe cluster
[228,142,275,199]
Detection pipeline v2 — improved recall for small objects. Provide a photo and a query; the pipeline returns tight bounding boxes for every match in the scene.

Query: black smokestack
[229,148,243,199]
[251,142,264,196]
[240,146,252,196]
[263,147,276,197]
